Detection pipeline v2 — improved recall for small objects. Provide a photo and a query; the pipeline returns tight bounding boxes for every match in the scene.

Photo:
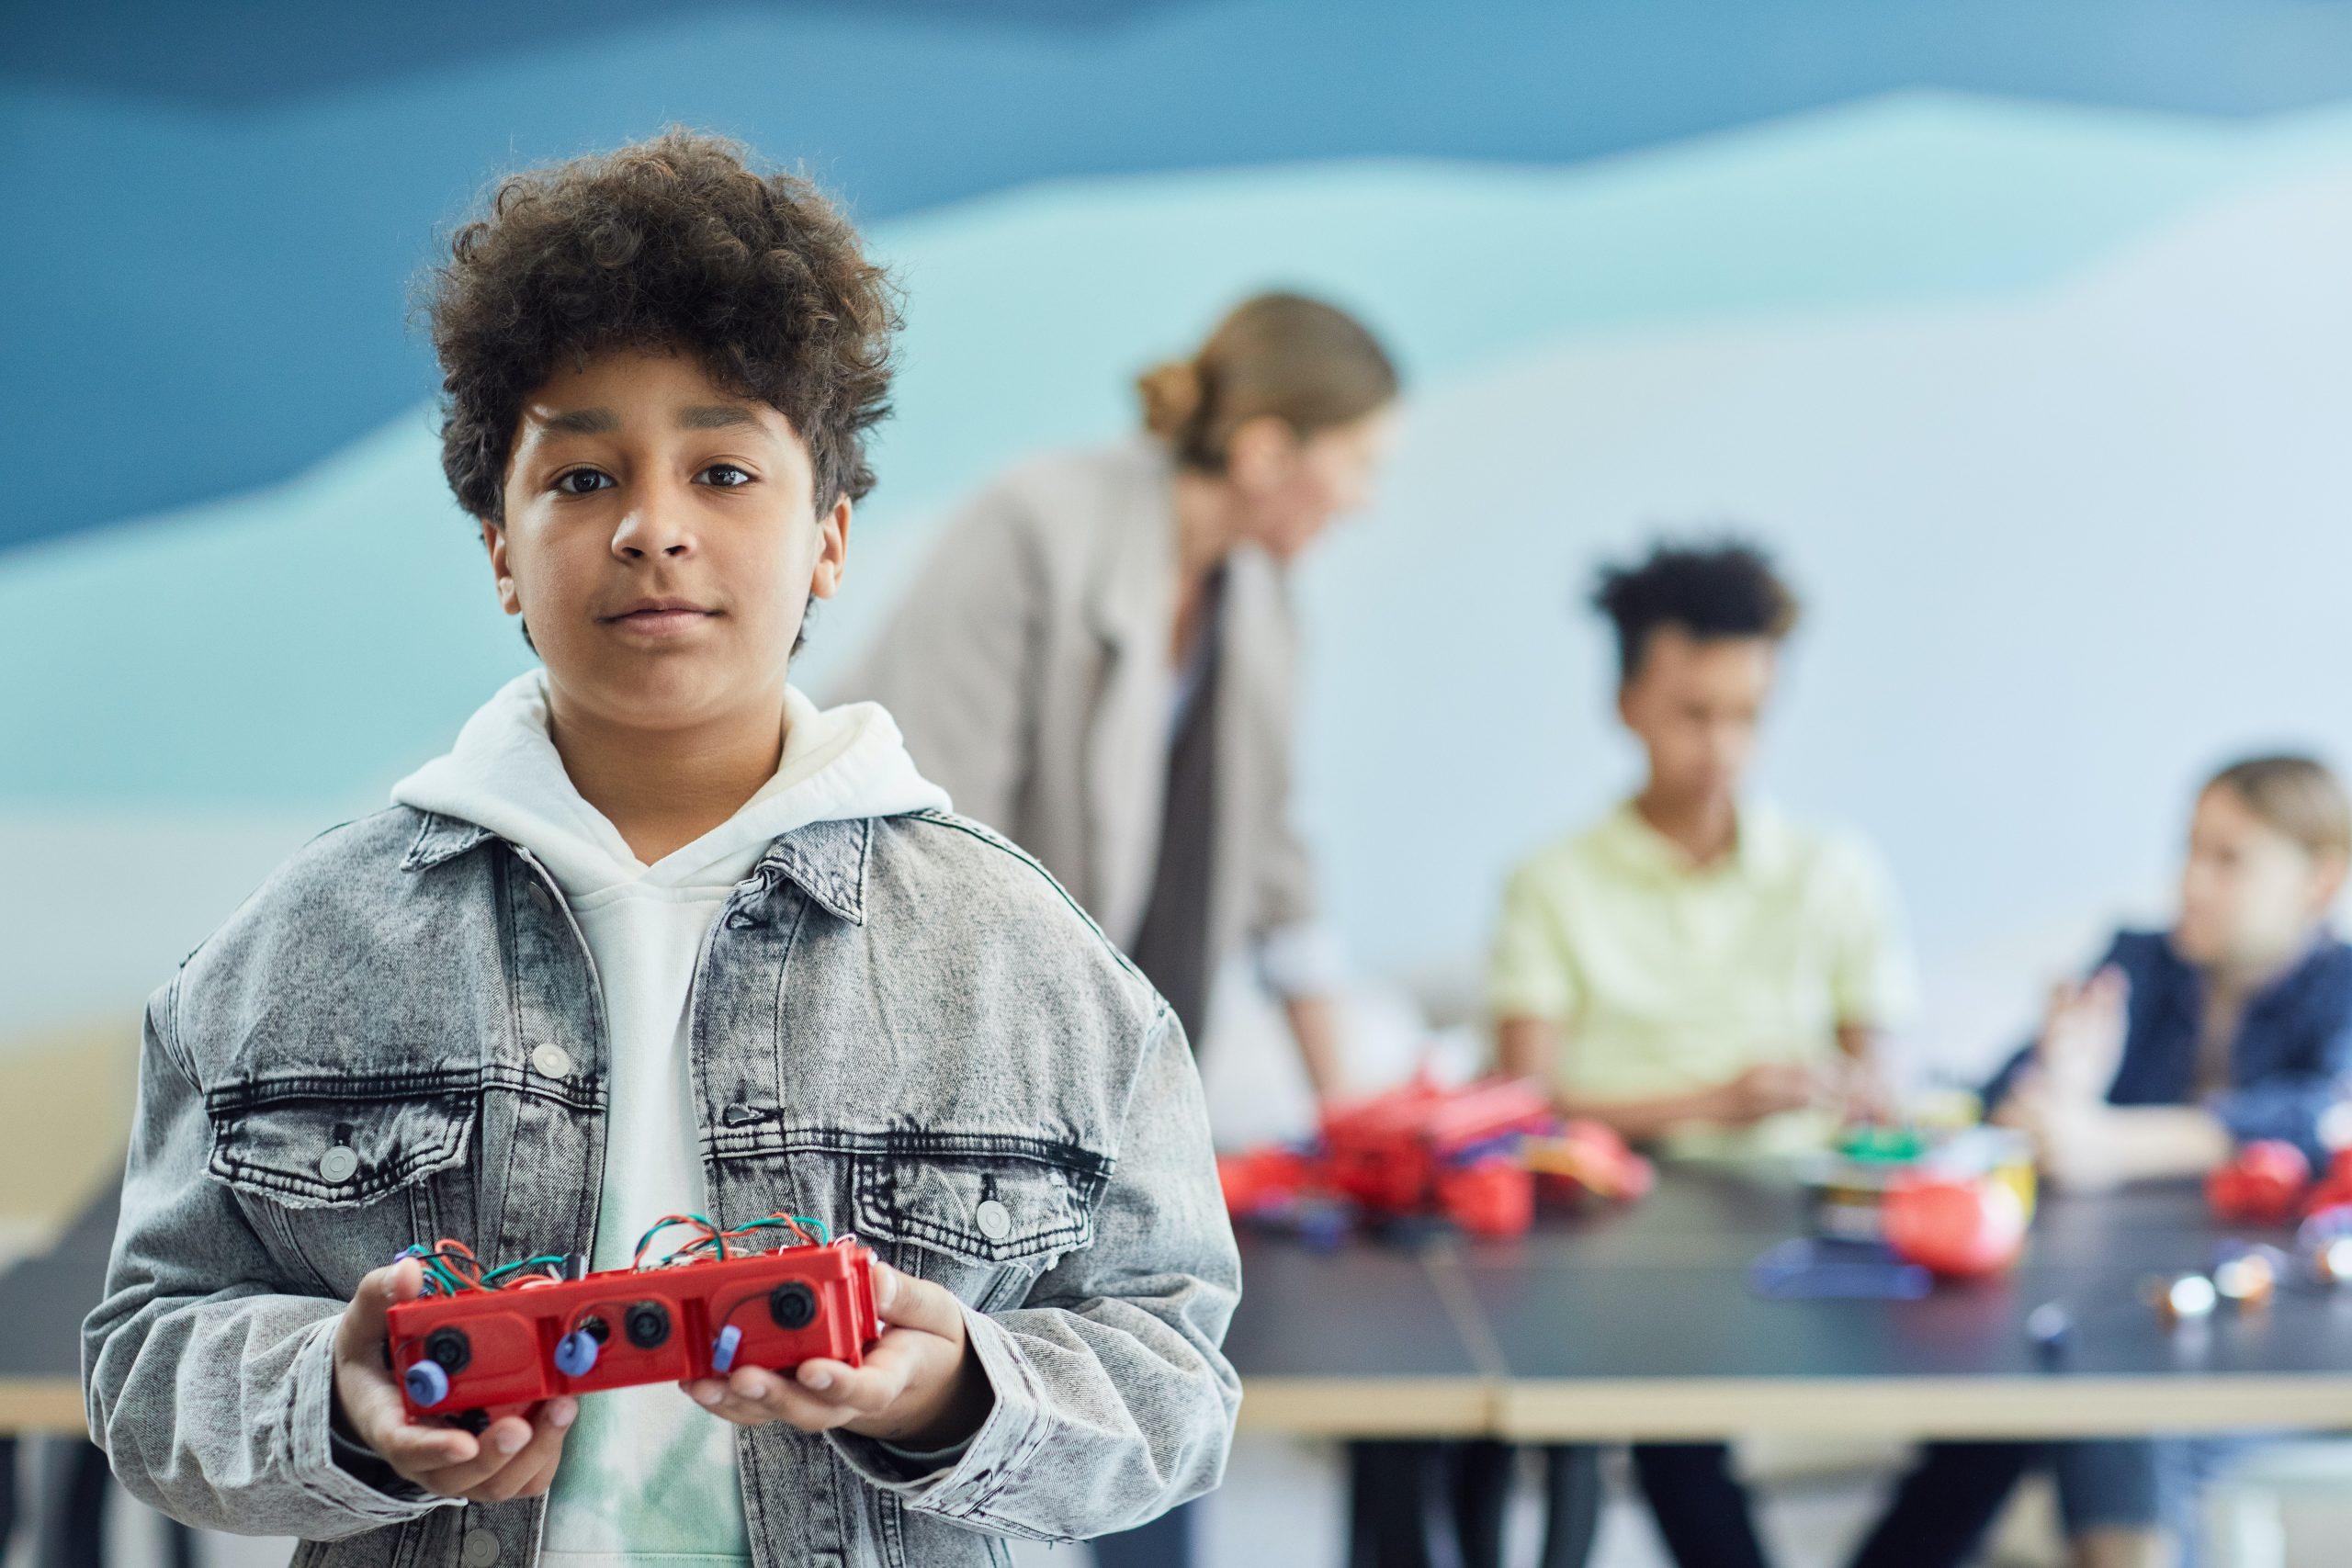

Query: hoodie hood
[390,668,950,898]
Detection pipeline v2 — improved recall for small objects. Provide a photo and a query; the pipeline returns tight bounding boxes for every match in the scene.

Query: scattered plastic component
[1749,1237,1931,1300]
[2207,1141,2312,1224]
[404,1359,451,1408]
[2148,1272,2218,1322]
[553,1329,600,1378]
[1883,1175,2027,1278]
[2211,1244,2283,1307]
[2026,1301,2072,1359]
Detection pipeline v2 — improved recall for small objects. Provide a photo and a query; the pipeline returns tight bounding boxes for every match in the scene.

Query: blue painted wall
[8,3,2352,1100]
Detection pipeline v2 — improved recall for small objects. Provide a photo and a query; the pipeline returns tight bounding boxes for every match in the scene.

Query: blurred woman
[842,290,1396,1094]
[1851,753,2352,1568]
[836,291,1402,1567]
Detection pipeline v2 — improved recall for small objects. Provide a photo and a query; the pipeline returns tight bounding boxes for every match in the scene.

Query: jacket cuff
[284,1315,460,1522]
[826,1304,1070,1541]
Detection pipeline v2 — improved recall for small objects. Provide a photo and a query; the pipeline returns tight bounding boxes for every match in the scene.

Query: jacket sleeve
[80,975,458,1538]
[830,487,1041,835]
[829,1002,1242,1542]
[2208,1015,2352,1165]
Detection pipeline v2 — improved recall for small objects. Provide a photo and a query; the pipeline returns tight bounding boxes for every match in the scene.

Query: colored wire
[399,1209,831,1297]
[632,1213,729,1269]
[482,1253,571,1288]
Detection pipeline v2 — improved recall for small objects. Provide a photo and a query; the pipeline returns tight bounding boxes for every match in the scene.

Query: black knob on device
[626,1301,671,1349]
[425,1327,471,1372]
[770,1280,819,1330]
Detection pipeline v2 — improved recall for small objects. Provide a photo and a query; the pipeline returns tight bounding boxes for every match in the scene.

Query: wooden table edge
[1497,1375,2352,1438]
[1237,1375,1495,1437]
[0,1378,90,1435]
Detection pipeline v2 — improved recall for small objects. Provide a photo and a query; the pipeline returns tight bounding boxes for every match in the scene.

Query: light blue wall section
[8,90,2352,1078]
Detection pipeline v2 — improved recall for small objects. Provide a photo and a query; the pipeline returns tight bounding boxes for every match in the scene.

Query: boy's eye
[698,464,754,488]
[555,469,613,495]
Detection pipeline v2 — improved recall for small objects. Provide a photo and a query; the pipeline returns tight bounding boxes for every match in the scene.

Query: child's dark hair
[1590,538,1801,681]
[425,128,900,525]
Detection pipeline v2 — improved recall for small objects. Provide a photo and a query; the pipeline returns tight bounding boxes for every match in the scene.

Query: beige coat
[836,436,1317,979]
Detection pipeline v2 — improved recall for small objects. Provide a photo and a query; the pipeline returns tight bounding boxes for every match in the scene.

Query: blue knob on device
[554,1330,600,1378]
[404,1359,450,1408]
[711,1325,743,1373]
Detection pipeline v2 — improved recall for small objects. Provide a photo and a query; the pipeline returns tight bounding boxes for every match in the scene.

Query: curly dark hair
[425,129,901,524]
[1591,538,1801,680]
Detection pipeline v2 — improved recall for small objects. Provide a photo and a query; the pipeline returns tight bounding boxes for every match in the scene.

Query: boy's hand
[681,1261,992,1450]
[1713,1061,1820,1124]
[332,1257,579,1503]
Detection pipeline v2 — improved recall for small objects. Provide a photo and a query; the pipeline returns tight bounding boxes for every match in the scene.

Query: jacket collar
[399,807,872,924]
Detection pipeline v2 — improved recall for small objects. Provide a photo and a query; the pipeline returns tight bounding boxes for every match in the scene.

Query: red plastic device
[1882,1173,2027,1278]
[1320,1073,1557,1213]
[2207,1140,2313,1224]
[1217,1071,1653,1239]
[388,1236,880,1424]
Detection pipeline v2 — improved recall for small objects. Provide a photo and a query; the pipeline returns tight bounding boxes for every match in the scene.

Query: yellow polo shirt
[1488,800,1915,1158]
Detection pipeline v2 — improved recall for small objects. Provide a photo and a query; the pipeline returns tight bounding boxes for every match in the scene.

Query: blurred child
[1851,754,2352,1568]
[1475,538,1917,1568]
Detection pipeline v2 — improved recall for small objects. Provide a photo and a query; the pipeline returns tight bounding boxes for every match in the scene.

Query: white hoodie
[390,668,948,1568]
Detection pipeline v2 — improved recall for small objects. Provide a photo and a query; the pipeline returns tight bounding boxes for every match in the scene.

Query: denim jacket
[1984,927,2352,1165]
[81,802,1242,1567]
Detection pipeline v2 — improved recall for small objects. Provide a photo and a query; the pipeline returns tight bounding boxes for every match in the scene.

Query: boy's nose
[612,491,696,557]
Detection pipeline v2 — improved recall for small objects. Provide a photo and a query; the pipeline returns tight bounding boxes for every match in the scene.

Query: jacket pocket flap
[205,1067,478,1209]
[851,1146,1102,1266]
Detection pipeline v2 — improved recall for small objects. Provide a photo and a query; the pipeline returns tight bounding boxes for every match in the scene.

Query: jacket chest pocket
[848,1144,1108,1313]
[204,1068,481,1300]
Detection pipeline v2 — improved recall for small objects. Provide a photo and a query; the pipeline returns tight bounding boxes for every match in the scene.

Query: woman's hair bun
[1136,357,1206,438]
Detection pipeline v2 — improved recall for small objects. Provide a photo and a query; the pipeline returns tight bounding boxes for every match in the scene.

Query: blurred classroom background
[10,2,2352,1564]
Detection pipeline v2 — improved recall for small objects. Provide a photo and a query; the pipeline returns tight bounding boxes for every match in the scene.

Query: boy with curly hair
[82,130,1240,1568]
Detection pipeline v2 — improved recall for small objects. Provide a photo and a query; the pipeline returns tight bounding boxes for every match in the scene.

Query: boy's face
[479,346,848,734]
[1616,626,1777,808]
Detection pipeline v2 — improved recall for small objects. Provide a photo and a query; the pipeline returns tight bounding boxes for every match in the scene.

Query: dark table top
[15,1167,2352,1440]
[1227,1162,2352,1438]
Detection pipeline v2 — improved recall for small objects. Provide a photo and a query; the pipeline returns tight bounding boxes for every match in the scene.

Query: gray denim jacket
[81,803,1241,1567]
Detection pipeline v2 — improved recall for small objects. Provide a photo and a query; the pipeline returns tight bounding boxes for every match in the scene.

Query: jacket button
[974,1199,1012,1241]
[460,1527,500,1567]
[318,1146,358,1184]
[531,1043,573,1079]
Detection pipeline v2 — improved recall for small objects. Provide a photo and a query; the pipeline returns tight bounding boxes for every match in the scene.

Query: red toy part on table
[1435,1158,1535,1237]
[1318,1072,1555,1214]
[1883,1174,2027,1278]
[1215,1072,1655,1239]
[1216,1145,1314,1218]
[2207,1141,2312,1224]
[388,1236,879,1423]
[2298,1149,2352,1219]
[1521,1120,1655,1202]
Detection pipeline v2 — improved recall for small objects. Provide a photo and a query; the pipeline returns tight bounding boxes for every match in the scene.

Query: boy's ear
[808,494,853,601]
[478,518,521,615]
